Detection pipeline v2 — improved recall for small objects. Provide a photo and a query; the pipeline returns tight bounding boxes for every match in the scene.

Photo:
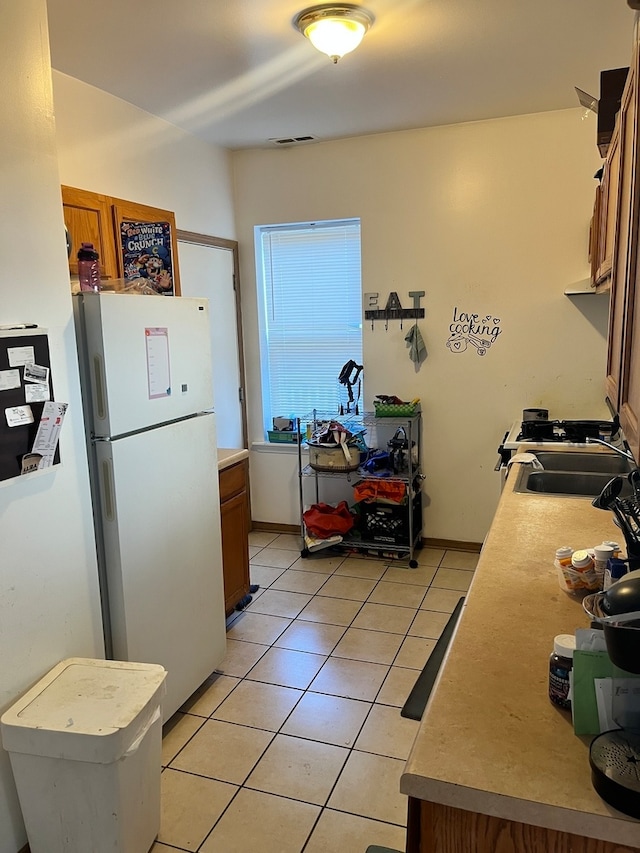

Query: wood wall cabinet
[62,186,119,279]
[589,183,603,285]
[60,186,181,294]
[219,458,251,616]
[112,198,181,294]
[594,120,621,288]
[605,42,639,428]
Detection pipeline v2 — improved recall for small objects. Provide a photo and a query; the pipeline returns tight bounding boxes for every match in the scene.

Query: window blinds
[258,219,362,428]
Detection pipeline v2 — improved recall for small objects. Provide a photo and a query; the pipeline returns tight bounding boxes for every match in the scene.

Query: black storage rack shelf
[297,410,423,567]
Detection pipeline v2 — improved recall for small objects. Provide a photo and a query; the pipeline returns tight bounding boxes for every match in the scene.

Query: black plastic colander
[590,729,640,818]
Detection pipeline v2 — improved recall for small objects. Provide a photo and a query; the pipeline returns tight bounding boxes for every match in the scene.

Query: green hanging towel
[404,322,427,364]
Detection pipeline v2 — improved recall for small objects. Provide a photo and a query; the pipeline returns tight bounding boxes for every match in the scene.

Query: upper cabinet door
[111,198,181,295]
[61,185,119,280]
[615,35,640,461]
[606,55,638,413]
[595,122,621,287]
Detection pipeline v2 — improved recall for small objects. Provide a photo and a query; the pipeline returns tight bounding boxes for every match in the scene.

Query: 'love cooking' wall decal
[363,293,502,356]
[446,308,502,356]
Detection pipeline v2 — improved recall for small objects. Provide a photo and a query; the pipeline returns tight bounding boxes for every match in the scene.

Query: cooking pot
[307,441,360,472]
[522,408,549,421]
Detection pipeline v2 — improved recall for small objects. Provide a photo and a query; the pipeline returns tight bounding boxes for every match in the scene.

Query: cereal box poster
[120,220,174,295]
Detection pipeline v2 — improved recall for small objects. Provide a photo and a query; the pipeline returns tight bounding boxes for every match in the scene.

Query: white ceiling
[46,0,635,150]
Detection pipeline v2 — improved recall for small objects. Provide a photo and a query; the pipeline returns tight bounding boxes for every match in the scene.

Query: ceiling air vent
[268,136,317,146]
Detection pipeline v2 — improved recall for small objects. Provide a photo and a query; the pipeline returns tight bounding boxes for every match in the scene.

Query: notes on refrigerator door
[145,327,171,399]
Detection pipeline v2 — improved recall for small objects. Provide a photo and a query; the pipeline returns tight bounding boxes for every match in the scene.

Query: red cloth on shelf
[303,501,355,538]
[353,479,406,504]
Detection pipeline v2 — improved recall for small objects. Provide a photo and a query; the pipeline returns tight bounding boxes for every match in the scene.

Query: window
[255,219,362,433]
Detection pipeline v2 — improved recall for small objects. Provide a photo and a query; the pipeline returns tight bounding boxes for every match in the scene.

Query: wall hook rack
[364,290,425,331]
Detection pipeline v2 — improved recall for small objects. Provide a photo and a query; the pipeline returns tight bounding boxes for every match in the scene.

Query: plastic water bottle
[77,243,101,292]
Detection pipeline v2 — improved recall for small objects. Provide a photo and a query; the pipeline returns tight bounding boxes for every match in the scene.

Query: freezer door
[78,293,214,437]
[95,413,226,720]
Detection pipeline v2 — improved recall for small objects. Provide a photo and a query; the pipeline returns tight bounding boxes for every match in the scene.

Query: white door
[95,413,226,720]
[178,242,244,448]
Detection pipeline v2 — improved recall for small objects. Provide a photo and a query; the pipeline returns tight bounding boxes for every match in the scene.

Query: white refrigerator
[74,292,226,720]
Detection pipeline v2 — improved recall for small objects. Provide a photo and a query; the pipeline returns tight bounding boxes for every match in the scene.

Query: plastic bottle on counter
[593,544,615,589]
[571,549,599,591]
[603,557,628,591]
[549,634,576,710]
[603,540,622,559]
[554,546,574,592]
[77,242,101,292]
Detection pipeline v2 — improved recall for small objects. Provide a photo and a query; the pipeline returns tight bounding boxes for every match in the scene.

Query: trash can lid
[1,658,166,763]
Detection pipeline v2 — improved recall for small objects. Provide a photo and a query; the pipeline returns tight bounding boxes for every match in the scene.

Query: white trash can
[1,657,167,853]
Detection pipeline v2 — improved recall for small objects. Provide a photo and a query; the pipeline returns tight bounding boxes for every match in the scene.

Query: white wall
[233,111,610,542]
[53,72,236,239]
[0,9,237,851]
[0,5,104,851]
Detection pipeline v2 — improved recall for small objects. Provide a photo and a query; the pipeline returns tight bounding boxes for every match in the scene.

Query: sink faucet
[585,436,636,462]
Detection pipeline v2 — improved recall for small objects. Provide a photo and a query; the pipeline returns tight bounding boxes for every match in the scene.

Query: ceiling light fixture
[294,4,374,64]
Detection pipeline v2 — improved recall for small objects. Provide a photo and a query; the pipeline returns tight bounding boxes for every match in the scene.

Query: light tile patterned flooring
[152,533,478,853]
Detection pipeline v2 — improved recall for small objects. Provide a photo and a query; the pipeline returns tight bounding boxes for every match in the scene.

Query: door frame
[177,230,248,450]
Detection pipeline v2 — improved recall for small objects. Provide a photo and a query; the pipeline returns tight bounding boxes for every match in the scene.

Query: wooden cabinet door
[617,48,640,456]
[61,186,119,279]
[606,58,637,411]
[219,462,250,615]
[589,184,602,286]
[595,122,621,286]
[111,198,181,295]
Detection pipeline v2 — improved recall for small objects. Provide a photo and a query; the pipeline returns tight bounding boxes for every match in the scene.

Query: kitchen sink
[530,452,632,475]
[513,452,634,497]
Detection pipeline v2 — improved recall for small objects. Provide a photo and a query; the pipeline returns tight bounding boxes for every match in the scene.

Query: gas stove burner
[519,420,558,441]
[517,418,618,444]
[562,420,603,442]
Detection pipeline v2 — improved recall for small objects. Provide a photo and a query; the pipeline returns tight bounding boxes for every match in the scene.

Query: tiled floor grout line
[158,542,477,852]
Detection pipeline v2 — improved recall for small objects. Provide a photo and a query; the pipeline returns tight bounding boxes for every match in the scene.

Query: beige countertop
[217,448,249,471]
[401,453,640,847]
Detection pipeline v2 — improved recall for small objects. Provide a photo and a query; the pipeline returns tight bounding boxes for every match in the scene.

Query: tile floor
[152,533,478,853]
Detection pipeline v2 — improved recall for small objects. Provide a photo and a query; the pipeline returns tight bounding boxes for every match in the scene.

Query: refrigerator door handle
[93,354,107,421]
[101,458,116,521]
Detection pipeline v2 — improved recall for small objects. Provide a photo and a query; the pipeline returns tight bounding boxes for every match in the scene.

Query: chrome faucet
[585,436,636,462]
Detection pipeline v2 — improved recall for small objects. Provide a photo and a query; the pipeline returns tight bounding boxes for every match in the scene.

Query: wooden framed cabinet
[593,119,621,288]
[61,185,181,293]
[219,457,251,616]
[61,186,119,280]
[605,44,639,414]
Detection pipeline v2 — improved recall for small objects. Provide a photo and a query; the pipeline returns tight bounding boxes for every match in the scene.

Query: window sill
[251,441,308,454]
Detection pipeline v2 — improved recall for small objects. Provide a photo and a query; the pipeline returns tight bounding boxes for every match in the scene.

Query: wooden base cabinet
[406,799,640,853]
[219,458,250,616]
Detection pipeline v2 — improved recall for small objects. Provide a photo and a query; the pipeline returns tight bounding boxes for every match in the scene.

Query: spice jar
[549,634,576,710]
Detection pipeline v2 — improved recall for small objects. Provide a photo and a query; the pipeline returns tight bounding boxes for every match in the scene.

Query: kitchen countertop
[401,451,640,847]
[217,448,249,471]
